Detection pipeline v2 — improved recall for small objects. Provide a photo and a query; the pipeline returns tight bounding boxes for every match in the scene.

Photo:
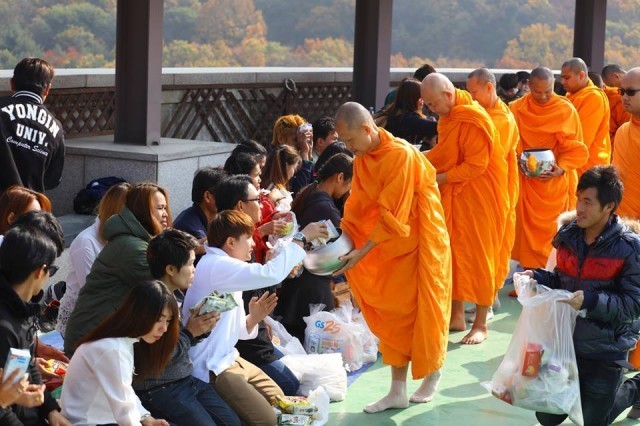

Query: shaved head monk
[467,68,520,311]
[421,73,508,345]
[509,67,588,268]
[612,67,640,218]
[602,64,631,145]
[561,58,611,176]
[334,101,452,412]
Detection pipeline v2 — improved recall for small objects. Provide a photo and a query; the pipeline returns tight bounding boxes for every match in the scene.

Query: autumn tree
[195,0,266,47]
[496,23,573,69]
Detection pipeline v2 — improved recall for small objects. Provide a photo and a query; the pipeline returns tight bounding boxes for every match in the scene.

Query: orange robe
[566,80,611,176]
[509,94,587,268]
[612,116,640,368]
[486,98,520,291]
[426,89,508,307]
[342,128,452,380]
[612,117,640,218]
[604,85,631,147]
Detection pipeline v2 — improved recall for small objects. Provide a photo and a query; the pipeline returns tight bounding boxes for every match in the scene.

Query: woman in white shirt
[56,182,130,336]
[61,281,179,426]
[183,210,327,426]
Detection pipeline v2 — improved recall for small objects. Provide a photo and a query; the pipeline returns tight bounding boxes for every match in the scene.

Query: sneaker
[492,297,501,311]
[628,402,640,419]
[467,307,493,323]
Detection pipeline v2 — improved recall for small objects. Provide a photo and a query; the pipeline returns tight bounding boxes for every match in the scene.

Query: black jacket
[0,275,60,425]
[534,215,640,361]
[0,91,65,192]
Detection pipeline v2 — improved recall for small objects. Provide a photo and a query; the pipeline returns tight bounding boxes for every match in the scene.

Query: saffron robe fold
[566,80,611,176]
[604,85,631,147]
[486,98,520,291]
[612,117,640,218]
[426,89,508,307]
[342,128,452,380]
[509,93,587,268]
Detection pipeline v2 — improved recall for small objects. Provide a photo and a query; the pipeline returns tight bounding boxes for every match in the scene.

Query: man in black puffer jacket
[528,166,640,426]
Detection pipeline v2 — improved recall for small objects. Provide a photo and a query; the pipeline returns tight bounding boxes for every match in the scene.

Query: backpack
[73,176,127,215]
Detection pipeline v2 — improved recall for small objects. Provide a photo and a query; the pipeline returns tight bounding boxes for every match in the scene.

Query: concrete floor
[329,285,639,425]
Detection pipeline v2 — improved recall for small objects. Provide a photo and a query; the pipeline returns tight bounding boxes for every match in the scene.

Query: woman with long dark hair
[61,281,179,426]
[275,153,354,341]
[261,145,301,212]
[383,77,438,148]
[64,182,173,355]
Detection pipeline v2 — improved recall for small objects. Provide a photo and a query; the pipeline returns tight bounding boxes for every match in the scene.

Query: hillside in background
[0,0,638,70]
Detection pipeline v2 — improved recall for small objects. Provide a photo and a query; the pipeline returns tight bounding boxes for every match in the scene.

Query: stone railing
[0,67,496,145]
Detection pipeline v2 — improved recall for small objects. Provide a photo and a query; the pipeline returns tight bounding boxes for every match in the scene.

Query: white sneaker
[467,307,493,323]
[492,297,501,311]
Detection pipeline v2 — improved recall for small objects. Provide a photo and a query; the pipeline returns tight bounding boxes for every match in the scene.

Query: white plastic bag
[303,304,365,371]
[352,310,379,364]
[280,353,347,401]
[487,273,583,425]
[307,386,330,426]
[265,316,306,356]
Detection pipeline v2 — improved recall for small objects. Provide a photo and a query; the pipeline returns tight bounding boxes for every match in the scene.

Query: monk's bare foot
[363,392,409,413]
[410,370,441,403]
[449,319,467,331]
[460,327,487,344]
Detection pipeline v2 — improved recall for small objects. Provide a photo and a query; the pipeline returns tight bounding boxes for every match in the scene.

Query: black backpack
[73,176,127,214]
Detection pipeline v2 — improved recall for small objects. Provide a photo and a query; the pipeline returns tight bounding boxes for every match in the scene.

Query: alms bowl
[519,149,555,178]
[302,230,354,276]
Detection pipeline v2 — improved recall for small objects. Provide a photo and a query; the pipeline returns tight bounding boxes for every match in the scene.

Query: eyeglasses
[243,197,261,203]
[619,87,640,97]
[45,265,59,277]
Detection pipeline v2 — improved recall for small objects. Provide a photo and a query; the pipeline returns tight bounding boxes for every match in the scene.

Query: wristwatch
[292,232,307,246]
[140,413,151,423]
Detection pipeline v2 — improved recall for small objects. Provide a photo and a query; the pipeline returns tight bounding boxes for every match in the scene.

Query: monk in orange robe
[612,67,640,220]
[467,68,519,304]
[509,67,588,269]
[421,73,508,345]
[602,64,631,146]
[562,58,611,177]
[334,102,452,412]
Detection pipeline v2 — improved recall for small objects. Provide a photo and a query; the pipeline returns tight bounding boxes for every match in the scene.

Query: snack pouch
[189,290,238,316]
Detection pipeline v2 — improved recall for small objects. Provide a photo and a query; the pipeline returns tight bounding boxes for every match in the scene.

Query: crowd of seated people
[0,112,362,425]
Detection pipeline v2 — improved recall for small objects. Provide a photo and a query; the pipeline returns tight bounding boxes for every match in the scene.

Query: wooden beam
[352,0,393,111]
[573,0,607,72]
[114,0,163,145]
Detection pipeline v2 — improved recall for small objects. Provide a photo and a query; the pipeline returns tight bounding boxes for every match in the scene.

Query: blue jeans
[259,359,300,396]
[136,376,240,426]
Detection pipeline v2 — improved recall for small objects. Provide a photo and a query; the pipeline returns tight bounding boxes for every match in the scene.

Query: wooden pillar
[114,0,163,145]
[573,0,607,72]
[352,0,393,111]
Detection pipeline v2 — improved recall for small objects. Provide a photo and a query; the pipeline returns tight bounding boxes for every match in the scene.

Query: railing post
[114,0,163,145]
[352,0,393,112]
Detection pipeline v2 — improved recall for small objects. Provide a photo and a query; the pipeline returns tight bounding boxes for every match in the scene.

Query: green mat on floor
[328,286,638,425]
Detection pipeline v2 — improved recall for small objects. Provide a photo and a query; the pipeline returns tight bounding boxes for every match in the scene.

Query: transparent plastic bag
[486,273,583,425]
[307,386,330,426]
[265,316,306,356]
[280,353,347,401]
[303,304,365,371]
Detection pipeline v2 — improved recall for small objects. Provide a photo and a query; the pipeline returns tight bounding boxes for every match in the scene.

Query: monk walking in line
[421,73,508,345]
[509,67,588,269]
[612,67,640,218]
[334,102,452,412]
[466,68,519,309]
[562,58,611,176]
[602,64,631,146]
